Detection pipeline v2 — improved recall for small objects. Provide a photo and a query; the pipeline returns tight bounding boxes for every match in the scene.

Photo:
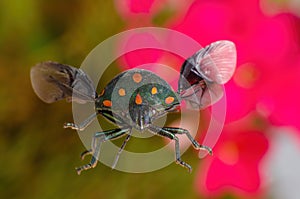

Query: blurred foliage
[0,1,210,199]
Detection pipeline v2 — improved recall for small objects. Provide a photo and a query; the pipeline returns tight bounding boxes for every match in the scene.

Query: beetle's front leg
[76,128,130,175]
[111,130,132,169]
[162,127,213,155]
[64,112,98,131]
[148,125,192,173]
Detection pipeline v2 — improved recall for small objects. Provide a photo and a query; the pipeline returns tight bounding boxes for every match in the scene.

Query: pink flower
[115,0,300,127]
[256,63,300,131]
[113,1,300,197]
[195,122,269,198]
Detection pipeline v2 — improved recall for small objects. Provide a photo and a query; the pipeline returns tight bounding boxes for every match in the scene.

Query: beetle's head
[129,104,158,131]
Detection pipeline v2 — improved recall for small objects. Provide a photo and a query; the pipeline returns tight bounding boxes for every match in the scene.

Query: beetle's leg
[64,112,97,131]
[79,133,100,161]
[111,130,132,170]
[148,125,192,173]
[162,127,213,155]
[80,149,93,160]
[76,128,130,175]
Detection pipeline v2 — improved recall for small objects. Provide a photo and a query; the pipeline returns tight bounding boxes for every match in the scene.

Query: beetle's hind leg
[162,127,213,155]
[75,128,130,175]
[148,125,192,173]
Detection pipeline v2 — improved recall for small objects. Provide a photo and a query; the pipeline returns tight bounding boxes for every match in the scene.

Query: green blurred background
[0,1,204,199]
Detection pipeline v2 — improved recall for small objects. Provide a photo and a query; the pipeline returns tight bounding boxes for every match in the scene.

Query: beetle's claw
[176,159,192,173]
[199,145,213,155]
[63,122,78,130]
[75,167,82,175]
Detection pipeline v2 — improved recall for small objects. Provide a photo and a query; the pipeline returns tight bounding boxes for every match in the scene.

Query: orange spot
[165,96,174,104]
[132,73,142,83]
[118,88,126,96]
[151,87,158,95]
[103,100,112,107]
[135,93,143,105]
[99,89,105,96]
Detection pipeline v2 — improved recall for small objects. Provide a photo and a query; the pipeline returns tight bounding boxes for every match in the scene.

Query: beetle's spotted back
[95,69,180,127]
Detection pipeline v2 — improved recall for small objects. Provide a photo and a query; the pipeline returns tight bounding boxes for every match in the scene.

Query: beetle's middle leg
[148,125,192,173]
[76,128,130,175]
[64,112,98,131]
[162,127,213,155]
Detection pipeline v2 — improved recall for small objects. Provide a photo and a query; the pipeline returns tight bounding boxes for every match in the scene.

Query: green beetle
[30,40,237,174]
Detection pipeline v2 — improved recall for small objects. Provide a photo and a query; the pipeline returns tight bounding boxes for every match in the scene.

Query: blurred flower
[116,0,300,127]
[167,0,300,197]
[195,124,269,198]
[256,65,300,131]
[114,1,300,197]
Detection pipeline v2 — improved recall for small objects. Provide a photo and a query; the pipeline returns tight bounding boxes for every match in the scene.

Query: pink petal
[257,65,300,131]
[127,0,155,13]
[118,32,163,69]
[196,129,269,197]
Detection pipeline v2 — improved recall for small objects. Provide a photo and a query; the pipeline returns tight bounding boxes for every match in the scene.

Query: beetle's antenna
[111,130,132,170]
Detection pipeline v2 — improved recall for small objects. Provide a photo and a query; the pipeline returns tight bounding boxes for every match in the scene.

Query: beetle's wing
[30,61,96,103]
[178,40,236,109]
[179,82,224,109]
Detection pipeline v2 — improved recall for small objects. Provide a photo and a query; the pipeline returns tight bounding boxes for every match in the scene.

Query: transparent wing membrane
[178,40,236,109]
[30,61,96,103]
